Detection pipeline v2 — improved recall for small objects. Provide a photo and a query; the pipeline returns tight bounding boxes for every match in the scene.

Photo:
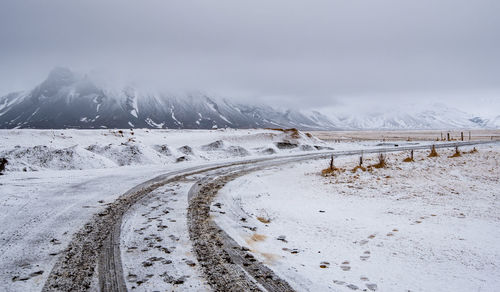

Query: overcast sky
[1,0,499,115]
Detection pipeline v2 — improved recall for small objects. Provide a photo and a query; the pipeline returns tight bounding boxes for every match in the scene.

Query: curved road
[42,141,494,291]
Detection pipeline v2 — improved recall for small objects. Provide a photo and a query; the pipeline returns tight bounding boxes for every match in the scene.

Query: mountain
[485,115,500,128]
[332,105,488,130]
[0,68,497,130]
[0,68,335,130]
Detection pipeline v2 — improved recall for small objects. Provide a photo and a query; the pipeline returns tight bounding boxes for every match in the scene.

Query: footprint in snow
[366,283,378,291]
[387,228,399,236]
[335,280,364,291]
[360,251,370,261]
[126,246,138,253]
[359,233,376,246]
[168,234,179,241]
[127,273,138,282]
[340,260,351,271]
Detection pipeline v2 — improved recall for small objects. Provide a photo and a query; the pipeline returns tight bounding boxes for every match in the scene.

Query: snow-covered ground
[214,144,500,292]
[0,128,328,291]
[0,128,496,291]
[0,128,447,173]
[0,165,171,291]
[0,128,326,172]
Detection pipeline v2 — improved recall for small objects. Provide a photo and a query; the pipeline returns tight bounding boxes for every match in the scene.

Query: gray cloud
[1,0,499,115]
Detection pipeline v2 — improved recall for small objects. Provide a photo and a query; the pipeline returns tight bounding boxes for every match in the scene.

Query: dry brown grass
[468,147,478,154]
[351,165,367,173]
[449,147,461,158]
[370,153,387,169]
[250,233,267,242]
[256,217,271,224]
[321,156,345,176]
[288,128,300,139]
[321,166,345,176]
[404,150,415,162]
[428,145,439,157]
[261,252,279,263]
[266,128,300,138]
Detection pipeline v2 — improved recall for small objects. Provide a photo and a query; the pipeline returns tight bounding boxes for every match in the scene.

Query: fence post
[461,132,464,141]
[447,133,450,141]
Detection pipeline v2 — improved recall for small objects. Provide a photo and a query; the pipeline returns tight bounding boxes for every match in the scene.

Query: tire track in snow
[188,171,297,291]
[41,156,322,291]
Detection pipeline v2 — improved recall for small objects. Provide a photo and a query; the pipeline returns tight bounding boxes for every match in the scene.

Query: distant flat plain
[309,129,500,141]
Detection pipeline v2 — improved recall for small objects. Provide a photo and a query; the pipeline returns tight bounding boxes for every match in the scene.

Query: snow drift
[0,128,327,172]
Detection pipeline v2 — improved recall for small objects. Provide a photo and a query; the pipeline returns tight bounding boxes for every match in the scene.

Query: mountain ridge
[0,68,496,130]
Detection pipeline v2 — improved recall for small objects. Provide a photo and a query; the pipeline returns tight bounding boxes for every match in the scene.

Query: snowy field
[0,128,332,291]
[0,128,325,172]
[0,129,497,291]
[214,144,500,292]
[0,128,452,173]
[0,165,175,291]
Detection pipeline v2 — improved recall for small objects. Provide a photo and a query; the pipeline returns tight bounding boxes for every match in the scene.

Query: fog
[1,0,499,115]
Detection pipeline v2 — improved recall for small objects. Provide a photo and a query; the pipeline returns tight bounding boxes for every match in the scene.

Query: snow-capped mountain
[484,115,500,128]
[0,68,334,130]
[0,68,497,130]
[332,105,489,130]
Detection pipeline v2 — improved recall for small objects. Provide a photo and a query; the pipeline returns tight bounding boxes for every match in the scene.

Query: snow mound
[198,140,251,159]
[0,128,332,172]
[257,147,277,155]
[201,140,225,151]
[226,146,250,157]
[177,145,194,156]
[1,145,111,171]
[85,143,151,166]
[152,144,172,156]
[300,145,314,151]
